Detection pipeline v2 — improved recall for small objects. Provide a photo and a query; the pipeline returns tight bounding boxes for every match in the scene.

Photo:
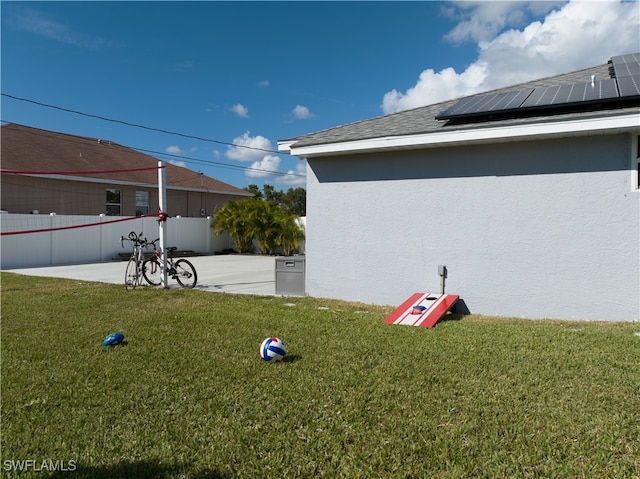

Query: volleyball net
[0,165,164,236]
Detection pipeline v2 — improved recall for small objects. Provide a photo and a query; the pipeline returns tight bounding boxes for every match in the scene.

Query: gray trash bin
[275,256,305,295]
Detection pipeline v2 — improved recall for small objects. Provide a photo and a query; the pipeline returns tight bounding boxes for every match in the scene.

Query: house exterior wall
[1,176,240,217]
[2,176,111,215]
[305,133,639,321]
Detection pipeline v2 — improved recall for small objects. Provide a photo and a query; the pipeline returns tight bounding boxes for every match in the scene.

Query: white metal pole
[158,161,168,288]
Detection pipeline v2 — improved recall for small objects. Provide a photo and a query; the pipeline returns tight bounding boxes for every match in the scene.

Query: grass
[1,272,639,479]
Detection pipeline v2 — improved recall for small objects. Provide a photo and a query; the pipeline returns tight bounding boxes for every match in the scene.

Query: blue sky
[2,1,639,190]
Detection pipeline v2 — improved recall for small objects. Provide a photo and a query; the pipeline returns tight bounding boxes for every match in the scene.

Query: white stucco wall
[305,133,639,321]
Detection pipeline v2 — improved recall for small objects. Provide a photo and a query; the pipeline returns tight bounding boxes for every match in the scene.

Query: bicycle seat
[167,246,178,252]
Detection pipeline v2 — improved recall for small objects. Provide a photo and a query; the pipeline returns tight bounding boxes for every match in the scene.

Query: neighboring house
[1,123,252,217]
[279,53,640,321]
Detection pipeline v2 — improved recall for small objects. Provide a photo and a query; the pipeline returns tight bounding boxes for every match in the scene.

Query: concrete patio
[3,255,289,296]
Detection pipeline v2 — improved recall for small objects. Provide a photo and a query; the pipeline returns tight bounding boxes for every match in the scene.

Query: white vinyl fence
[0,213,234,269]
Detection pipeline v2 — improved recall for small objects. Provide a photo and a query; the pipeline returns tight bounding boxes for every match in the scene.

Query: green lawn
[1,272,639,478]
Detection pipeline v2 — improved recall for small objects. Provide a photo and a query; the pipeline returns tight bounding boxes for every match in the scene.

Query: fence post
[49,212,56,265]
[206,216,212,254]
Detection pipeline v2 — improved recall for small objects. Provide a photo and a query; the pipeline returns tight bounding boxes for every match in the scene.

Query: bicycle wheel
[143,258,162,286]
[124,257,138,291]
[174,259,197,288]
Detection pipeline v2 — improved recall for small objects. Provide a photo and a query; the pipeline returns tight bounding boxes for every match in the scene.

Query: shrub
[213,198,304,255]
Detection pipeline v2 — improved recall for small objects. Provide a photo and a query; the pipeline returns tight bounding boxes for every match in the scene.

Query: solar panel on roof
[613,61,640,78]
[517,80,619,109]
[435,89,533,120]
[557,84,575,103]
[436,53,639,121]
[614,53,640,63]
[457,94,499,114]
[611,53,640,78]
[581,79,619,101]
[474,93,507,113]
[567,83,585,103]
[617,75,640,97]
[470,90,524,113]
[491,89,533,110]
[611,53,640,97]
[435,96,483,118]
[521,85,559,108]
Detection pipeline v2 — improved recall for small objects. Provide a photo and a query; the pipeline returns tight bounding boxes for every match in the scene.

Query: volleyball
[102,332,124,347]
[260,337,287,362]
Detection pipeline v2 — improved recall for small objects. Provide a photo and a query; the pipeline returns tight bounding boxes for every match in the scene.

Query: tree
[283,187,306,216]
[263,184,285,207]
[245,184,263,200]
[245,184,306,216]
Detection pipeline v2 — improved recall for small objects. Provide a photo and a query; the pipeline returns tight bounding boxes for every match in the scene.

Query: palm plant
[274,211,305,256]
[212,198,305,256]
[212,199,256,253]
[247,202,279,254]
[252,201,305,255]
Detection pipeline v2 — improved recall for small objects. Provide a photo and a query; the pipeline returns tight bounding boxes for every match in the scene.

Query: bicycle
[121,231,149,291]
[142,238,198,288]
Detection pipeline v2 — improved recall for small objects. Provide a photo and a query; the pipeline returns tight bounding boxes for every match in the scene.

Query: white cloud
[247,155,281,178]
[382,62,488,114]
[10,7,119,50]
[230,103,249,118]
[258,80,270,88]
[245,156,306,186]
[166,145,183,155]
[276,160,307,187]
[292,104,314,120]
[442,1,562,44]
[225,132,273,162]
[168,159,187,168]
[478,1,639,87]
[165,145,197,156]
[382,0,639,114]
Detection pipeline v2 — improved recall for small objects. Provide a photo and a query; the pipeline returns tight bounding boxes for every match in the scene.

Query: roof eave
[9,173,254,196]
[287,113,640,158]
[277,140,296,154]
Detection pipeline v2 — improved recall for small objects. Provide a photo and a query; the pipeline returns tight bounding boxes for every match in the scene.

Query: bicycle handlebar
[121,231,150,249]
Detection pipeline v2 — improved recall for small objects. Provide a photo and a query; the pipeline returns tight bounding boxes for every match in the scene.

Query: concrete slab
[2,255,285,296]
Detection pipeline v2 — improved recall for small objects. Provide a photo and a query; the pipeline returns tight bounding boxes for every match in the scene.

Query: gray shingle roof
[283,61,639,149]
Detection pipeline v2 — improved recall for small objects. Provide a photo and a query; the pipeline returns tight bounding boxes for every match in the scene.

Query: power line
[1,93,284,155]
[137,146,305,178]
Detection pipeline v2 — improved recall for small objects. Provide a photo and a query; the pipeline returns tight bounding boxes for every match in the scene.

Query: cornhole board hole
[383,293,459,328]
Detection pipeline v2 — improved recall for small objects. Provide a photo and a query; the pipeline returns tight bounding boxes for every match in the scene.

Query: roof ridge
[1,122,121,146]
[476,63,611,96]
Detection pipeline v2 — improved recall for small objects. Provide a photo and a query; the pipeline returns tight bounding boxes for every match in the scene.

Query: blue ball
[102,332,124,347]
